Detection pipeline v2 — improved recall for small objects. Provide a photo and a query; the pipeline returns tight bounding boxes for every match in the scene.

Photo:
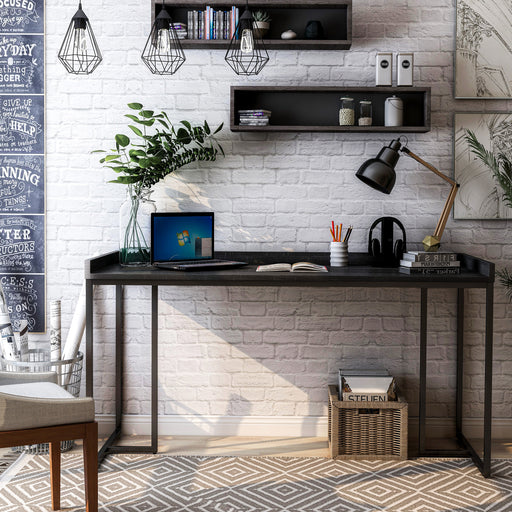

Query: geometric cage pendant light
[58,2,102,75]
[225,0,269,76]
[141,0,186,75]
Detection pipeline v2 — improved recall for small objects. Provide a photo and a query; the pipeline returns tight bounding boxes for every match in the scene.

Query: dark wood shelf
[152,0,352,50]
[231,86,431,133]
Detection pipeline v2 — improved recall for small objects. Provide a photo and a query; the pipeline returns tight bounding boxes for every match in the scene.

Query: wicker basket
[1,349,84,454]
[328,385,408,460]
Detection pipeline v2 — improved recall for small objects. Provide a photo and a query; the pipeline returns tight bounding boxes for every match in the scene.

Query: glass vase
[119,185,156,267]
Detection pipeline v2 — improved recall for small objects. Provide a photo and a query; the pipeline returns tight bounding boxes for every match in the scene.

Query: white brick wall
[40,0,511,430]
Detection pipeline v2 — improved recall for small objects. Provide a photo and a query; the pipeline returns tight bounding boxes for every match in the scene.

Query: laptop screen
[151,212,214,263]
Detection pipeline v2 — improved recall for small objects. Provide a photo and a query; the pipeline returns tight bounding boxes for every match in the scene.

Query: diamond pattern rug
[0,451,21,477]
[0,454,511,511]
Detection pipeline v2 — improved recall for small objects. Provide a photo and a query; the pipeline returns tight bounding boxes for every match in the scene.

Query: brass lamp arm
[401,147,460,251]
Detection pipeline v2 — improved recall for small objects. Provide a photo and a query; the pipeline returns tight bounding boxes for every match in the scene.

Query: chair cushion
[0,382,73,399]
[0,382,95,431]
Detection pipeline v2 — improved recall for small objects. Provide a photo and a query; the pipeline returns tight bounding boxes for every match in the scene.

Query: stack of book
[399,251,460,275]
[172,23,188,39]
[238,109,271,127]
[338,368,396,402]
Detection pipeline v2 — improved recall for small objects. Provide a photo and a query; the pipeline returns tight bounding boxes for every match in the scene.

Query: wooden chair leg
[83,422,98,512]
[49,441,61,511]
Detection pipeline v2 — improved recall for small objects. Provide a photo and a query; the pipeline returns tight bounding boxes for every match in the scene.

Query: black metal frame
[85,251,494,476]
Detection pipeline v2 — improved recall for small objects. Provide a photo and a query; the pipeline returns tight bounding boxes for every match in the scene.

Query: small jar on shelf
[339,97,355,126]
[358,100,372,126]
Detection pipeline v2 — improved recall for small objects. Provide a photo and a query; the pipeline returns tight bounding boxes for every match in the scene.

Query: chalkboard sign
[0,214,44,273]
[0,34,44,94]
[0,0,45,333]
[0,0,43,34]
[0,273,44,331]
[0,155,43,213]
[0,95,43,154]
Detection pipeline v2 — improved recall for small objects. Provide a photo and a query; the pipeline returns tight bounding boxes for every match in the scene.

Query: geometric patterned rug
[0,451,21,477]
[0,454,512,511]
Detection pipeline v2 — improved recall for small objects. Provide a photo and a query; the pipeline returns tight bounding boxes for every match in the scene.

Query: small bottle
[0,283,19,361]
[358,100,372,126]
[339,97,355,126]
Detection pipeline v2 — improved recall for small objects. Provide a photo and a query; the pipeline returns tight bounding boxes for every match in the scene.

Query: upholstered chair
[0,370,97,511]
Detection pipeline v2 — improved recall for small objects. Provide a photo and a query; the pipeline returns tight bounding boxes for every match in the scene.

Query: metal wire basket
[1,349,84,454]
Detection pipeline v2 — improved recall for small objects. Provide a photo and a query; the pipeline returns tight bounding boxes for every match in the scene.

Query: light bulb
[157,28,170,53]
[73,27,87,55]
[240,28,254,53]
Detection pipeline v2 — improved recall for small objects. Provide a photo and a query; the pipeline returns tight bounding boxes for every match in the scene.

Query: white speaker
[376,52,393,86]
[397,53,414,86]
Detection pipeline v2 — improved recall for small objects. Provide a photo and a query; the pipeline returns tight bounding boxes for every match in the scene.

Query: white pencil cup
[330,242,348,267]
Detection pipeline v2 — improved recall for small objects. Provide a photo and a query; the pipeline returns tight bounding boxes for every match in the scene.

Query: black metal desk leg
[483,283,494,477]
[85,280,94,398]
[456,288,464,435]
[419,288,428,454]
[151,285,158,453]
[116,285,124,432]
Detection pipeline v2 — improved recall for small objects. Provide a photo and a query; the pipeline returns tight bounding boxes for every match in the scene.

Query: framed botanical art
[454,112,512,220]
[455,1,512,98]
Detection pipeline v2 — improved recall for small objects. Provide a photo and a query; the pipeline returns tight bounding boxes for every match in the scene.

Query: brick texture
[40,0,511,423]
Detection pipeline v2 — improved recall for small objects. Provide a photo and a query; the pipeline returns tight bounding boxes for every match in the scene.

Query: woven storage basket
[328,385,408,460]
[1,349,84,454]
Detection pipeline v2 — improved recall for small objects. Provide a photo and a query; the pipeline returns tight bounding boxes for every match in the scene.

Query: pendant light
[58,2,102,75]
[225,0,269,76]
[141,0,185,75]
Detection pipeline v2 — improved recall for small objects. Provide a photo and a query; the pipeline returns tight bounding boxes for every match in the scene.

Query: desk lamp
[356,137,460,252]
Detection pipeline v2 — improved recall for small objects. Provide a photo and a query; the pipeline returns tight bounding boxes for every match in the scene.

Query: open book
[256,262,328,272]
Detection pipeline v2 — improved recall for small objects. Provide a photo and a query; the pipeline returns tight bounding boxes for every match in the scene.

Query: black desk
[85,251,494,476]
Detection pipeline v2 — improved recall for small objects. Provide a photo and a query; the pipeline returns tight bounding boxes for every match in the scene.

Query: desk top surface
[85,251,494,288]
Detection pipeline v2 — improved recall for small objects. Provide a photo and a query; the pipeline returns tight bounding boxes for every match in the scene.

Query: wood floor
[3,436,511,459]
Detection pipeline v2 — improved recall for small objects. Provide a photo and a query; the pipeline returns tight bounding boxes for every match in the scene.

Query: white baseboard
[97,414,512,440]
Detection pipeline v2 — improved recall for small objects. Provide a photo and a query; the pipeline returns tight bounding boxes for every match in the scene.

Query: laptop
[150,212,247,271]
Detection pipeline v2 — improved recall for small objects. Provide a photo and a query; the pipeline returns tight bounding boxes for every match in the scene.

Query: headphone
[368,217,407,263]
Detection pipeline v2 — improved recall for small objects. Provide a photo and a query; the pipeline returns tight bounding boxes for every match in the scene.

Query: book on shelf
[402,251,458,263]
[256,262,328,273]
[399,259,460,268]
[187,6,238,40]
[399,266,460,275]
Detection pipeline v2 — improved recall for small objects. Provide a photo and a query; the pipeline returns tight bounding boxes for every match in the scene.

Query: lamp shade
[355,139,402,194]
[225,6,269,76]
[141,6,185,75]
[58,2,102,75]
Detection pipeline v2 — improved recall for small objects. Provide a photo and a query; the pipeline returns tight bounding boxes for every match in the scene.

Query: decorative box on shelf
[327,385,408,460]
[231,86,431,133]
[151,0,352,50]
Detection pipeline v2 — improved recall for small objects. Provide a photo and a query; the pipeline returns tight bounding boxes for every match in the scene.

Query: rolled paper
[0,312,19,361]
[50,300,61,362]
[62,282,86,362]
[16,319,29,361]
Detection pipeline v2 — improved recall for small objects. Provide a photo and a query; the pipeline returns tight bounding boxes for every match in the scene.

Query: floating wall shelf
[152,0,352,50]
[230,86,431,133]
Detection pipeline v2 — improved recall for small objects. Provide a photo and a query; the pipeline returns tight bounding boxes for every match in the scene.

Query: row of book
[186,7,240,40]
[399,251,460,275]
[238,109,272,126]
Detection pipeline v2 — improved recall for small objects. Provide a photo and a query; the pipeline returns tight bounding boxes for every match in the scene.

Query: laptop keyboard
[174,259,224,265]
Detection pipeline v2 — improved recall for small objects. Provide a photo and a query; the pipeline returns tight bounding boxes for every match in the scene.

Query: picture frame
[455,1,512,99]
[454,112,512,220]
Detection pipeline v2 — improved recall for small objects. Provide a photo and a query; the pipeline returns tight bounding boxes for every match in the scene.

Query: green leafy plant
[464,128,512,299]
[95,103,224,266]
[252,10,271,22]
[95,102,224,193]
